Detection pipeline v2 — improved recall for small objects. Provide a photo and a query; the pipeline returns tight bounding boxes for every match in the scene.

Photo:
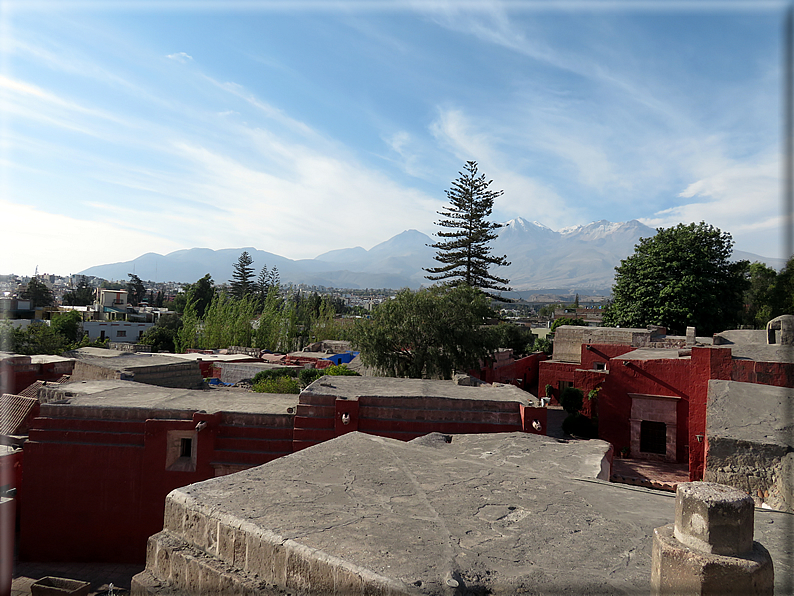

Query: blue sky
[0,1,786,277]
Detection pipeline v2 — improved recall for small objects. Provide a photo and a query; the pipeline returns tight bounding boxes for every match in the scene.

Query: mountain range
[79,219,783,291]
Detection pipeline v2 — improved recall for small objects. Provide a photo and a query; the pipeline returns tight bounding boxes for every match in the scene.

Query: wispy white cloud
[167,52,193,63]
[640,154,781,257]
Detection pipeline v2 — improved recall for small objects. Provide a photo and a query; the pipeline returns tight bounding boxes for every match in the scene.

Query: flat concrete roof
[166,353,261,363]
[715,329,769,345]
[304,376,535,404]
[28,354,74,364]
[616,348,690,361]
[728,342,794,364]
[42,380,298,415]
[173,431,792,594]
[71,353,197,371]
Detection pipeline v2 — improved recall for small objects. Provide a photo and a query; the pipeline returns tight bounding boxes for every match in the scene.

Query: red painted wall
[470,352,545,395]
[539,342,752,481]
[20,408,293,563]
[0,357,74,396]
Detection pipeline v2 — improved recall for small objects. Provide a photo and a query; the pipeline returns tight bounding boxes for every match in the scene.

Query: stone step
[154,489,414,595]
[132,530,282,596]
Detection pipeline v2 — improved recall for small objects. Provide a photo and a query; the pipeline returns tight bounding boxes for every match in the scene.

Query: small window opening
[559,380,574,391]
[594,362,606,371]
[180,438,192,458]
[640,420,666,455]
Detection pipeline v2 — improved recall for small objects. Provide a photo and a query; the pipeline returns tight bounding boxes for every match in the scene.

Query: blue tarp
[321,351,360,366]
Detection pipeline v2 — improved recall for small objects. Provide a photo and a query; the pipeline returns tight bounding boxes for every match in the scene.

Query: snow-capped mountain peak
[502,217,553,232]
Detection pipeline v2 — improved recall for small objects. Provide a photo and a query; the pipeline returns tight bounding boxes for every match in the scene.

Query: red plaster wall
[0,358,75,396]
[598,355,692,468]
[293,392,533,451]
[20,410,293,563]
[731,359,794,388]
[470,352,545,395]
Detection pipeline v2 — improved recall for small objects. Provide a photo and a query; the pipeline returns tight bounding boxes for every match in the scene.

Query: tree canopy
[354,284,497,379]
[126,274,146,306]
[424,161,511,298]
[21,277,54,308]
[230,251,255,299]
[62,276,94,306]
[602,222,749,336]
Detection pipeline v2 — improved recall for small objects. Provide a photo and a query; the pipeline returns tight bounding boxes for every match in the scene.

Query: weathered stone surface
[705,380,794,512]
[651,524,773,595]
[138,431,793,595]
[674,482,754,556]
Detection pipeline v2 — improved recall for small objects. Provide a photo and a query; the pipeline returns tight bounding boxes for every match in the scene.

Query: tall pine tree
[230,251,255,299]
[424,161,511,298]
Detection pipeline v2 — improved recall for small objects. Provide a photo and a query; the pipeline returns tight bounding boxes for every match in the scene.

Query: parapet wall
[133,490,409,596]
[704,380,794,512]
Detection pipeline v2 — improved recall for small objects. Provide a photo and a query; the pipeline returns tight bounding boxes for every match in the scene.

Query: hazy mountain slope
[79,219,780,290]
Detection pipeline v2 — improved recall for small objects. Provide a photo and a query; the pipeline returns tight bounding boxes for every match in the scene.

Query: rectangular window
[116,330,126,337]
[640,420,667,455]
[166,430,197,472]
[594,362,606,371]
[558,380,574,391]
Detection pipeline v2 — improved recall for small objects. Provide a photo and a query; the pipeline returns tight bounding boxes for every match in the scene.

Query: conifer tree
[424,161,511,298]
[230,251,255,299]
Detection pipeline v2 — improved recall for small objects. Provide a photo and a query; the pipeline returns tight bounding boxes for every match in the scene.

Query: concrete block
[334,565,364,595]
[184,555,202,594]
[652,482,774,595]
[651,524,774,595]
[674,482,754,556]
[183,509,207,550]
[155,541,171,580]
[163,499,185,534]
[168,549,186,589]
[245,533,276,582]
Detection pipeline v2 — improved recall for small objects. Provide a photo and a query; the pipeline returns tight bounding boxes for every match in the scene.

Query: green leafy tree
[230,251,255,299]
[140,313,183,353]
[21,278,54,308]
[740,262,778,328]
[63,276,94,306]
[354,284,496,379]
[770,256,794,318]
[12,323,67,355]
[126,274,146,306]
[187,274,215,318]
[602,222,749,336]
[532,336,553,355]
[51,311,83,343]
[424,161,511,299]
[487,322,536,356]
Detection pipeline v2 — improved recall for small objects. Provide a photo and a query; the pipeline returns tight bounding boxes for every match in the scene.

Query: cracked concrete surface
[161,431,792,595]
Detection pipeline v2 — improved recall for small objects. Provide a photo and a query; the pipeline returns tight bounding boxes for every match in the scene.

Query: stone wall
[704,380,794,512]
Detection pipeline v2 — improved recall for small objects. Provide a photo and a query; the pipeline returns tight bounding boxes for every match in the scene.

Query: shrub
[325,364,359,376]
[298,364,360,388]
[253,376,301,394]
[299,368,324,387]
[252,368,298,385]
[561,413,598,439]
[559,387,584,415]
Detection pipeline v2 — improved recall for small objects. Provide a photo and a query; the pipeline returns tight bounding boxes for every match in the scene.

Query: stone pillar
[686,326,696,346]
[651,482,773,595]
